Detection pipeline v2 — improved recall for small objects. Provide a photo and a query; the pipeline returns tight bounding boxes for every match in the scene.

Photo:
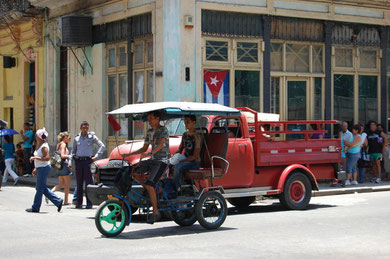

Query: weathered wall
[163,0,181,101]
[0,20,45,144]
[67,43,106,142]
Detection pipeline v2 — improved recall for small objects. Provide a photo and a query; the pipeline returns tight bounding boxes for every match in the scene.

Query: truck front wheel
[227,196,256,209]
[279,172,312,210]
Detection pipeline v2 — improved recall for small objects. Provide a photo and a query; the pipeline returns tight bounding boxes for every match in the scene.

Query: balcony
[0,0,43,29]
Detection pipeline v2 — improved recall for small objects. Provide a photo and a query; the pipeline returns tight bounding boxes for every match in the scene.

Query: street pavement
[6,170,390,197]
[0,185,389,258]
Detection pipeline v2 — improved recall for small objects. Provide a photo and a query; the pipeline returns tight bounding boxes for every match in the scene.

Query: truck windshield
[164,116,209,136]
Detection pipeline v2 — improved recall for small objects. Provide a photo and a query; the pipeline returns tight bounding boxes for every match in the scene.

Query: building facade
[0,0,45,143]
[26,0,390,153]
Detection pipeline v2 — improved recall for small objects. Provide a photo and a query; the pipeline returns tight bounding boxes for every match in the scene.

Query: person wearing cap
[26,128,63,213]
[70,121,105,209]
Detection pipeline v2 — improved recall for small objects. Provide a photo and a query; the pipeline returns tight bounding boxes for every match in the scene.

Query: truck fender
[277,164,319,191]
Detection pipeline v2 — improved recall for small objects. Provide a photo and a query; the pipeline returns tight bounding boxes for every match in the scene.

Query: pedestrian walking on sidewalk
[20,123,34,177]
[1,135,19,185]
[343,124,362,186]
[26,128,63,213]
[70,121,105,209]
[48,132,72,205]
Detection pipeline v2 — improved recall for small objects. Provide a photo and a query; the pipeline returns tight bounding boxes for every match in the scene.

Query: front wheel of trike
[195,191,227,230]
[95,200,129,237]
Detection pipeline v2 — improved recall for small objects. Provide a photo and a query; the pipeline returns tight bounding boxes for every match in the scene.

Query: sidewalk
[314,180,390,197]
[14,170,78,191]
[9,172,390,197]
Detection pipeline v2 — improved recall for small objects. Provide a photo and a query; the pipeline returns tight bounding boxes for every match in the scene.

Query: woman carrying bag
[48,132,72,205]
[26,128,63,213]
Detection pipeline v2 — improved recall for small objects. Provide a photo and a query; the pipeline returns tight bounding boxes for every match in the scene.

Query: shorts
[56,162,72,176]
[135,159,168,186]
[370,153,382,161]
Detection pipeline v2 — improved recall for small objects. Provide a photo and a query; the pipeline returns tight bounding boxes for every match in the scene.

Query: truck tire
[171,207,197,227]
[196,191,227,230]
[95,200,129,237]
[279,172,312,210]
[227,196,256,208]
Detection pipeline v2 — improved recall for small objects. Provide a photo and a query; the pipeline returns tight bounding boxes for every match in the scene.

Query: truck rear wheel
[227,196,256,209]
[279,172,312,210]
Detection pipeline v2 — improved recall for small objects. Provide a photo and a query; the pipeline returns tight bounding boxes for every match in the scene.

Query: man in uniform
[121,111,169,224]
[70,121,105,209]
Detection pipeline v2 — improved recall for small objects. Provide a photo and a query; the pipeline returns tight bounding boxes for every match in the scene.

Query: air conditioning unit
[3,56,16,68]
[59,15,92,46]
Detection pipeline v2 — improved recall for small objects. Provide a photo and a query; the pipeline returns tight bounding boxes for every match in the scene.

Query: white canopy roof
[107,101,241,119]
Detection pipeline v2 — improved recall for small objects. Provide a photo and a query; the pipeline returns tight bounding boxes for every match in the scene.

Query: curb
[314,185,390,197]
[15,178,77,192]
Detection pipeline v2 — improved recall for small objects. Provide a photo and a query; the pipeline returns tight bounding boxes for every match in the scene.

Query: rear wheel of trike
[279,172,312,210]
[95,200,129,237]
[195,191,227,230]
[171,206,197,227]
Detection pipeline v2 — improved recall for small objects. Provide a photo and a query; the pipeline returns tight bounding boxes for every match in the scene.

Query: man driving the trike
[121,110,169,224]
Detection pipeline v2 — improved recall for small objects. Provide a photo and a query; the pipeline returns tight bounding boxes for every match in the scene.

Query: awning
[107,101,241,120]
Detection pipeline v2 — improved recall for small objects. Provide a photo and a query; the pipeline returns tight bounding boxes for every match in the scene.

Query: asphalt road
[0,185,389,259]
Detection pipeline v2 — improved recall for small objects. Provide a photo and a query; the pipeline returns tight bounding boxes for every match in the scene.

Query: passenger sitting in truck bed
[261,124,274,141]
[310,124,325,139]
[172,115,202,194]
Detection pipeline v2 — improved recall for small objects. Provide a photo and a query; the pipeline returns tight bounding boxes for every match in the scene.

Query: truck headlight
[90,162,97,174]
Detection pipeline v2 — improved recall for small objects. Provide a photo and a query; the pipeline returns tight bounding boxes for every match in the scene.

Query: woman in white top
[48,132,72,205]
[26,128,63,213]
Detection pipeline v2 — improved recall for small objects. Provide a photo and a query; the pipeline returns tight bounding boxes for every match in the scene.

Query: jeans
[346,152,360,174]
[2,158,18,183]
[32,165,63,212]
[173,161,200,191]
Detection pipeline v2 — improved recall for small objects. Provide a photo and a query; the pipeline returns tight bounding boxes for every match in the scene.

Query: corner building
[33,0,390,153]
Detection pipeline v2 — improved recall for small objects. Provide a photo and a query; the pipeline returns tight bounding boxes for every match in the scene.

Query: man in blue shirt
[20,123,34,176]
[70,121,105,209]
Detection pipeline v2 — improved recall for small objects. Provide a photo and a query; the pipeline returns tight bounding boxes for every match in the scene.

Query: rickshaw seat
[184,128,228,181]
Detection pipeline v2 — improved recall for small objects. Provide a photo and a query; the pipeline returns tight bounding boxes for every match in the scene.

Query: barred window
[335,48,353,68]
[206,40,229,61]
[359,49,377,69]
[286,44,309,72]
[237,42,258,63]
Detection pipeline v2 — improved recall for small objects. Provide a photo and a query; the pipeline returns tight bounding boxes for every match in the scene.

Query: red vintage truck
[87,106,341,211]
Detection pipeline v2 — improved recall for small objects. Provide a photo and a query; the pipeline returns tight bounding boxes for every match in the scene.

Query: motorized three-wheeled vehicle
[95,102,239,237]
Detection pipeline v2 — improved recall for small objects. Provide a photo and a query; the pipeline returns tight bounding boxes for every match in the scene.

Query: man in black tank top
[365,121,388,183]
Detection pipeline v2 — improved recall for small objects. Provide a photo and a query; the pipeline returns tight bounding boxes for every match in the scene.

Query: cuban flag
[203,70,229,105]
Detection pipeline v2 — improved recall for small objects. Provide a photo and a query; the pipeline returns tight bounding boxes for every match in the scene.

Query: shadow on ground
[96,225,236,240]
[226,202,336,216]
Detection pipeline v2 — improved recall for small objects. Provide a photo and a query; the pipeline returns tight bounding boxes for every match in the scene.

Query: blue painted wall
[163,0,181,101]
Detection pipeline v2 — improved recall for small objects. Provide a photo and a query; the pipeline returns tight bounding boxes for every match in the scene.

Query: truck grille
[98,168,118,186]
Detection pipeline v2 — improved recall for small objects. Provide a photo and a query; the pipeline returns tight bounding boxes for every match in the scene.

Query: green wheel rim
[99,203,126,234]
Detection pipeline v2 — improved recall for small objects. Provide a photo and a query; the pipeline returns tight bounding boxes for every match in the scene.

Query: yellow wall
[0,19,45,144]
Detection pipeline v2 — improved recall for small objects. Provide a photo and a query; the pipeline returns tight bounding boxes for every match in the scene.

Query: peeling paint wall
[67,43,106,143]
